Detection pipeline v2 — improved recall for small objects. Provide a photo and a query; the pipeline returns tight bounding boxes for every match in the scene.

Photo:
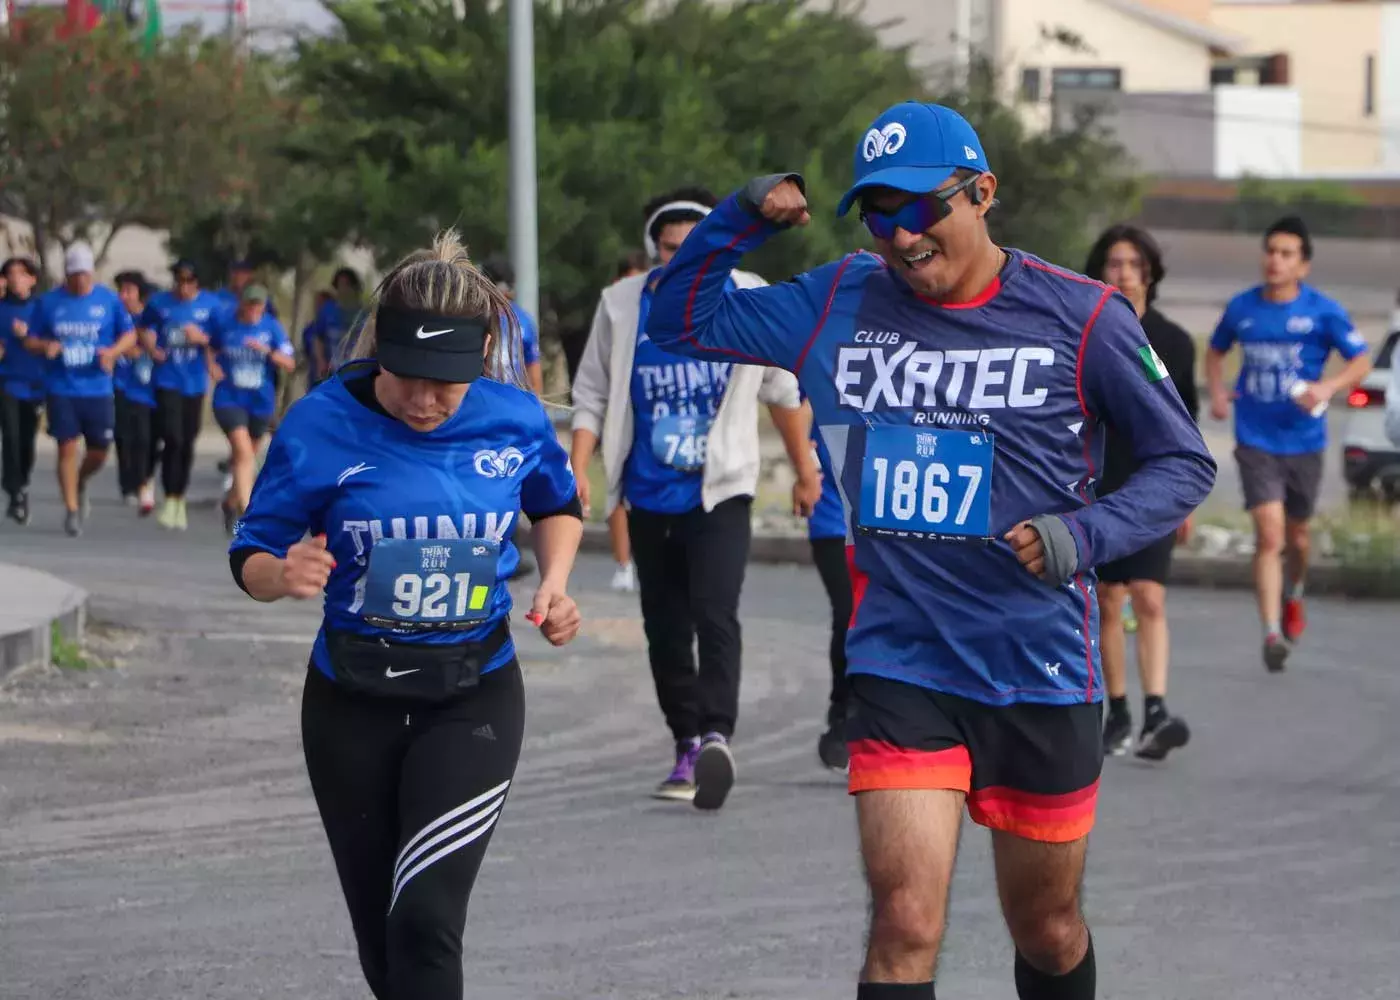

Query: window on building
[1051,67,1122,91]
[1020,67,1042,103]
[1211,65,1236,86]
[1365,54,1376,116]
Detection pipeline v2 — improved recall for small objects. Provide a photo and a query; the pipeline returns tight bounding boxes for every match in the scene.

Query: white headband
[643,200,713,260]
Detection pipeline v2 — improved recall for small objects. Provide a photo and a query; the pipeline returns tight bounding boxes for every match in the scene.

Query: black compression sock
[856,984,935,999]
[1107,696,1129,719]
[1143,695,1167,724]
[1014,931,1095,1000]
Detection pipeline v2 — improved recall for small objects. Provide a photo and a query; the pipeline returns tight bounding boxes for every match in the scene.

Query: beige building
[1210,0,1400,175]
[847,0,1400,177]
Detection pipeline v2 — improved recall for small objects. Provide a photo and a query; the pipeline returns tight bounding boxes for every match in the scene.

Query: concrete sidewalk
[0,562,87,680]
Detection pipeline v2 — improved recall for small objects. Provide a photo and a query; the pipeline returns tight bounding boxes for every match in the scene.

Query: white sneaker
[156,498,177,529]
[610,562,636,592]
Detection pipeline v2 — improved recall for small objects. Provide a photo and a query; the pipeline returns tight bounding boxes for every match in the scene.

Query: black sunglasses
[859,173,982,241]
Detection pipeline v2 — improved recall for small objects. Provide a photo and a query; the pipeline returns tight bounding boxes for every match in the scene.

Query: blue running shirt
[623,272,734,514]
[0,295,45,400]
[647,191,1216,707]
[231,369,578,680]
[1209,284,1366,456]
[31,285,135,398]
[142,290,223,396]
[211,313,294,418]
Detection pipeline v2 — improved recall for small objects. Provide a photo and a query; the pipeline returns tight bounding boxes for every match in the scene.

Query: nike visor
[375,305,489,384]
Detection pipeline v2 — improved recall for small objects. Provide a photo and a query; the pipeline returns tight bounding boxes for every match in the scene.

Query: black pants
[156,389,204,497]
[810,536,853,728]
[114,391,156,497]
[627,496,752,742]
[0,390,39,498]
[302,661,525,1000]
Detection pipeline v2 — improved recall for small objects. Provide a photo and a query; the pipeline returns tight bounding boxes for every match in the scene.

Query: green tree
[0,12,293,279]
[290,0,1137,354]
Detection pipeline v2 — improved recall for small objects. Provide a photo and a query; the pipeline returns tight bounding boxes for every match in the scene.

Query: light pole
[507,0,539,324]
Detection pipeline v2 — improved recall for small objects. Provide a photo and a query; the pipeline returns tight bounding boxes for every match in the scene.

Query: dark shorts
[1236,445,1323,520]
[846,673,1103,843]
[46,394,114,448]
[1097,532,1175,585]
[214,406,270,440]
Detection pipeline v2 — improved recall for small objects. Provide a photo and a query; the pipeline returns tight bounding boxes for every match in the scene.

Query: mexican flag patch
[1138,345,1168,383]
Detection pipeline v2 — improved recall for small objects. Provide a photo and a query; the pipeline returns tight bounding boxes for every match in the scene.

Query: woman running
[113,271,159,515]
[209,283,295,533]
[229,231,583,1000]
[1085,224,1198,761]
[141,259,221,531]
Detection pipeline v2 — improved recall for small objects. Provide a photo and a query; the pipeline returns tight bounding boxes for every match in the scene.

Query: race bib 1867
[857,427,995,541]
[360,537,499,630]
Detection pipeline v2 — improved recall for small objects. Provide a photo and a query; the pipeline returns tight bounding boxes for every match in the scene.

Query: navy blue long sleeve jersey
[646,193,1216,707]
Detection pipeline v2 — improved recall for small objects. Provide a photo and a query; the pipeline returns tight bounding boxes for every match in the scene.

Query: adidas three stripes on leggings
[300,659,525,1000]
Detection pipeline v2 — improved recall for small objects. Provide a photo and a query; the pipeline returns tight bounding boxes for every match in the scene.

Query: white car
[1341,328,1400,502]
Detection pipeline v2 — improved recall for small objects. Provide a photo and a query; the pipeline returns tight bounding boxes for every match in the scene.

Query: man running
[1,256,43,525]
[647,102,1215,997]
[800,396,853,772]
[1205,216,1372,672]
[26,244,137,536]
[571,187,820,810]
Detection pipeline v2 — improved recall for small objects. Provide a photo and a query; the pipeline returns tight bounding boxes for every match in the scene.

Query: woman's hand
[525,584,581,646]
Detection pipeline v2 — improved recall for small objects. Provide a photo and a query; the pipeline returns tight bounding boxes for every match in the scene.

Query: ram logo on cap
[862,122,908,162]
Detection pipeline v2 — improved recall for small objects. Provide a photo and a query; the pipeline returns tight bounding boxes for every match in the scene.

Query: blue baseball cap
[836,102,990,217]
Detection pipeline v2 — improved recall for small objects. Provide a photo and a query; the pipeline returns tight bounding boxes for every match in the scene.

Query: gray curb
[523,523,1400,601]
[0,563,89,681]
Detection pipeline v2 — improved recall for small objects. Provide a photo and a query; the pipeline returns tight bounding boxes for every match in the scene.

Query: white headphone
[643,200,713,261]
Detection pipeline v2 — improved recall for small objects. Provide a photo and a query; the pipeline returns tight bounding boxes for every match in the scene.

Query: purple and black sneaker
[652,738,699,802]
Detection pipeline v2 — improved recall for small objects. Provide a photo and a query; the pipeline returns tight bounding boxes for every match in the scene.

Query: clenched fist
[281,533,336,599]
[759,179,811,228]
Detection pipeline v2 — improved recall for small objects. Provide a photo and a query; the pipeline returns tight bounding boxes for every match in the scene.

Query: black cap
[171,259,198,281]
[230,258,254,272]
[375,305,488,384]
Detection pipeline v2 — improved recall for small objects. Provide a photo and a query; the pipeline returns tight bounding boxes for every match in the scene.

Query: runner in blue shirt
[229,231,583,1000]
[0,256,43,525]
[797,396,854,773]
[209,283,295,533]
[307,267,364,386]
[482,256,544,394]
[646,103,1215,1000]
[26,244,137,536]
[139,259,222,530]
[1205,216,1372,672]
[112,271,159,515]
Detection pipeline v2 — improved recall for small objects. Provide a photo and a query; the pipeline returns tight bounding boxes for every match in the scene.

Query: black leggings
[114,391,156,496]
[810,536,853,727]
[156,389,203,497]
[627,496,752,742]
[0,390,39,498]
[302,660,525,1000]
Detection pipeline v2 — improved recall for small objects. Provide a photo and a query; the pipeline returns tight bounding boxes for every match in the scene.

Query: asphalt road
[2,464,1399,1000]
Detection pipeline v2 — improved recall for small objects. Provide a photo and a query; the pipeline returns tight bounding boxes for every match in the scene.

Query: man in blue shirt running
[26,244,137,536]
[646,102,1215,1000]
[1205,216,1371,672]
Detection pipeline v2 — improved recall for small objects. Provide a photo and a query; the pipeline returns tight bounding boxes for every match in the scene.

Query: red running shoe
[1283,597,1307,642]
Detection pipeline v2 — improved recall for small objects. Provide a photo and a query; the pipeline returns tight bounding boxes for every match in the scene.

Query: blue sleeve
[1060,293,1217,572]
[231,423,319,557]
[139,303,160,335]
[30,296,52,340]
[520,404,577,517]
[1325,300,1368,360]
[113,301,134,339]
[517,307,540,365]
[271,319,295,356]
[1208,298,1238,354]
[646,193,839,373]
